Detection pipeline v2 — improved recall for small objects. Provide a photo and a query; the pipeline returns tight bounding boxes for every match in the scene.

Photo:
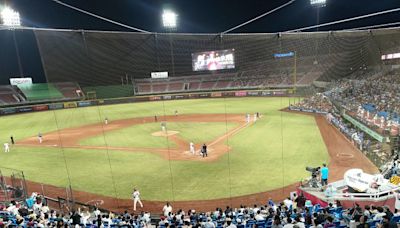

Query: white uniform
[246,114,250,123]
[105,118,108,125]
[253,113,257,122]
[190,142,195,155]
[4,143,9,153]
[132,190,143,211]
[38,134,43,144]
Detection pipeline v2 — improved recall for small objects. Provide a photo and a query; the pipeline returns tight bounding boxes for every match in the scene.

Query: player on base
[38,133,43,143]
[3,143,9,153]
[132,188,143,211]
[190,142,195,155]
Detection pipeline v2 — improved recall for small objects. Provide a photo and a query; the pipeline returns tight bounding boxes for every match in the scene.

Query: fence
[0,167,28,204]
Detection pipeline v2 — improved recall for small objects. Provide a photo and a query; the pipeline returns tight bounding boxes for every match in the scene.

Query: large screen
[192,49,235,71]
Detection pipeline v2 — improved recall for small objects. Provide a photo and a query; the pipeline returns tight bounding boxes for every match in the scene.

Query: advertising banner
[149,96,161,101]
[48,103,64,110]
[261,91,272,96]
[198,93,210,98]
[188,94,199,98]
[151,72,168,79]
[77,101,93,107]
[273,91,286,95]
[247,91,259,96]
[211,92,222,97]
[174,95,185,99]
[1,108,16,115]
[343,112,385,142]
[63,102,77,109]
[9,77,33,86]
[32,105,49,111]
[17,107,33,113]
[235,91,247,97]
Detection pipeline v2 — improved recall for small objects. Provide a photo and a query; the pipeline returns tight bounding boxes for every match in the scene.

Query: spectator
[163,202,173,217]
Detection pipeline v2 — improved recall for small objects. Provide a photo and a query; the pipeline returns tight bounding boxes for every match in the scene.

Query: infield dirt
[16,113,378,214]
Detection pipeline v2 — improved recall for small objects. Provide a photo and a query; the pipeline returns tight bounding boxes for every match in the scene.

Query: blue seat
[256,220,266,227]
[391,216,400,223]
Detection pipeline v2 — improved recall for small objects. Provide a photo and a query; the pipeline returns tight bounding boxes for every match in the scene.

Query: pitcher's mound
[152,131,179,137]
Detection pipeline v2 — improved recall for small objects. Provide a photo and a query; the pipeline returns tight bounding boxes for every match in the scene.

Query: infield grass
[79,122,238,148]
[0,97,329,201]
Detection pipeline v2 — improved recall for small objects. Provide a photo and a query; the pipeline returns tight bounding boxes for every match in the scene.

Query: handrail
[329,186,400,200]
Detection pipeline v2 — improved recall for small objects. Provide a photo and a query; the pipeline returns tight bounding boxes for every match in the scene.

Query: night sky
[0,0,400,84]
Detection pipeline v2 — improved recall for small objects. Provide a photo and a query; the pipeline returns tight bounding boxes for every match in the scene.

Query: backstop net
[0,27,400,213]
[0,167,28,204]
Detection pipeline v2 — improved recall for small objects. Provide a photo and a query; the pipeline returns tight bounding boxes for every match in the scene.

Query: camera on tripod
[306,166,321,176]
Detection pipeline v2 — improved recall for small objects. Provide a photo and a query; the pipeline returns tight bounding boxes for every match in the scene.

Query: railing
[330,186,400,201]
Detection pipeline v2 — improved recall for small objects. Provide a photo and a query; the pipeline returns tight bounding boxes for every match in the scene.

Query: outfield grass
[0,97,329,201]
[79,122,238,148]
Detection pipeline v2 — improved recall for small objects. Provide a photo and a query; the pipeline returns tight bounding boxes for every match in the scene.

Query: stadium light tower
[310,0,326,8]
[162,9,177,30]
[1,7,21,27]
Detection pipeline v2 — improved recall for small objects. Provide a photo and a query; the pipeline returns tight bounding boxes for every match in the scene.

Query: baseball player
[3,143,9,153]
[246,114,250,124]
[104,117,108,125]
[38,133,43,144]
[253,113,257,122]
[132,188,143,211]
[190,142,195,155]
[161,122,166,132]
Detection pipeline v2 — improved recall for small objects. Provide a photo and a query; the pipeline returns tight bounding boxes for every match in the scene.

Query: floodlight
[310,0,326,7]
[162,10,177,29]
[1,7,21,26]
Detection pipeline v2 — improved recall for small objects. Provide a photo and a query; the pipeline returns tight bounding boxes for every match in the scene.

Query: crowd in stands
[2,187,400,227]
[0,192,152,227]
[290,93,374,154]
[328,70,400,131]
[290,93,333,113]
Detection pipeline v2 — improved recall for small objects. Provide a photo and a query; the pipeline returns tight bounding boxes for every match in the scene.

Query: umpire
[201,143,208,157]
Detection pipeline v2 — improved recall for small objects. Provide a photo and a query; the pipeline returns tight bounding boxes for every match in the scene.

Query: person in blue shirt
[321,163,329,186]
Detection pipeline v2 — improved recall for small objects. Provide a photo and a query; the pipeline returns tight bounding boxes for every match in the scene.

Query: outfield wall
[0,89,291,116]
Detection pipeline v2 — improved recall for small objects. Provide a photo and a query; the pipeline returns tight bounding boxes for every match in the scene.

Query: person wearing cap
[225,217,237,228]
[132,188,143,211]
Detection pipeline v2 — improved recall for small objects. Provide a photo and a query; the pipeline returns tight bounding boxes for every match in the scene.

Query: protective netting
[1,27,400,213]
[33,28,397,87]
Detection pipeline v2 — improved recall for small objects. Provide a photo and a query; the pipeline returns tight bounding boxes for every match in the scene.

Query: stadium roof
[3,0,400,33]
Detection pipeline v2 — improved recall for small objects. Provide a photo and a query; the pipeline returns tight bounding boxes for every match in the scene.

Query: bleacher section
[134,69,323,95]
[53,82,82,99]
[17,83,64,101]
[0,86,23,105]
[82,85,134,99]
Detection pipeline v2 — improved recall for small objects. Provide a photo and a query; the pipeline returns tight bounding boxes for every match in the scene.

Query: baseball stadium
[0,0,400,227]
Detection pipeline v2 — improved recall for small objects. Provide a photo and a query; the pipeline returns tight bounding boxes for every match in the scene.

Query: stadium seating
[17,83,64,101]
[53,82,83,99]
[0,86,24,105]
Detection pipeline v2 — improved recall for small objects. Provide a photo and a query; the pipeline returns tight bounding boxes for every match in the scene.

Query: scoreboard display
[192,49,235,71]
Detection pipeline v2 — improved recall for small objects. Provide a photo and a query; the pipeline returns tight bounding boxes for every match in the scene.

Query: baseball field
[0,97,329,202]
